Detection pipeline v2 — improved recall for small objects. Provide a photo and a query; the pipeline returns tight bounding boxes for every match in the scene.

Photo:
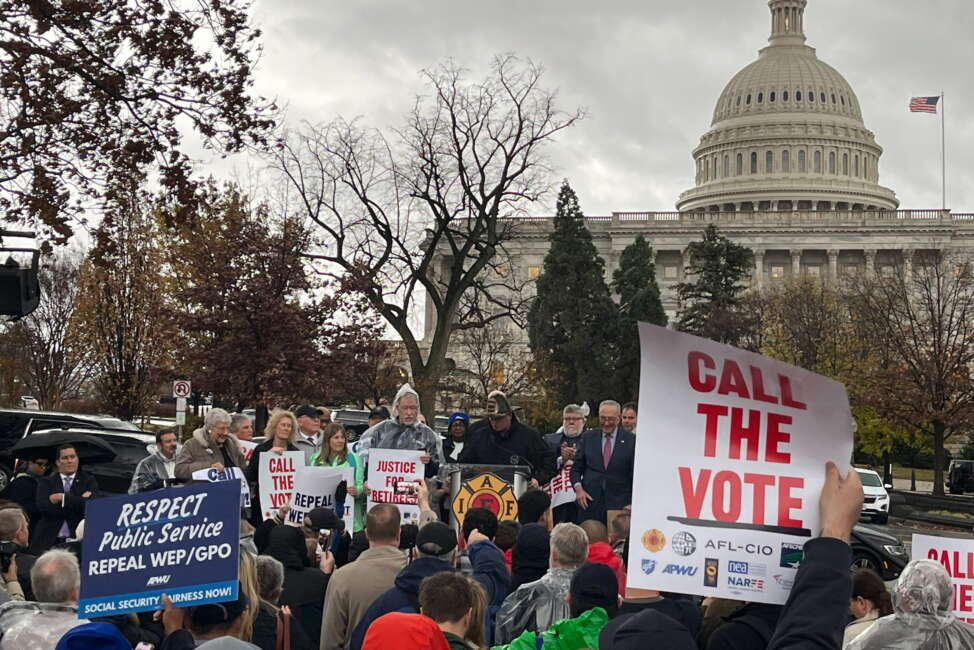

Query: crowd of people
[0,383,970,648]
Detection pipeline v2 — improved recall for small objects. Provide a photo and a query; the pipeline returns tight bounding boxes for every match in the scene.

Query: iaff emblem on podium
[452,472,518,525]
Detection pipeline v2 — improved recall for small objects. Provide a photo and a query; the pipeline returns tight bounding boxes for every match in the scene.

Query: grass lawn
[891,466,935,482]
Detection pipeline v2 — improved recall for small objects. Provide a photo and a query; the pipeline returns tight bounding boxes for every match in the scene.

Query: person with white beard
[543,403,588,524]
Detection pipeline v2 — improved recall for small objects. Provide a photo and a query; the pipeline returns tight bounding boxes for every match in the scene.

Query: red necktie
[603,433,613,468]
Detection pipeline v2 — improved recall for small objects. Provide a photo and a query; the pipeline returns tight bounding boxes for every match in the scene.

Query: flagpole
[941,91,946,212]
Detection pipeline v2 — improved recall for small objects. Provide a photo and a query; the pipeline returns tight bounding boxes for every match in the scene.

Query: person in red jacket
[580,519,625,594]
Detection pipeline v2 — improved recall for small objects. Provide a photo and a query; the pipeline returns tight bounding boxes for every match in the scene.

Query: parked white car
[856,468,891,524]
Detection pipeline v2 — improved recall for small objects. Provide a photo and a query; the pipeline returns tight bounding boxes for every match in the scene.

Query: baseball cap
[188,585,250,628]
[294,404,321,419]
[415,521,458,556]
[369,406,391,419]
[570,562,619,609]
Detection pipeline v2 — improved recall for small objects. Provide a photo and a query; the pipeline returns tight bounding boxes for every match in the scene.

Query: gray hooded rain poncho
[493,566,576,645]
[847,559,974,649]
[355,383,443,478]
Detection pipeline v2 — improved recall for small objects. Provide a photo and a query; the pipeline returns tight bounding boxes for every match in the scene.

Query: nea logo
[662,564,698,576]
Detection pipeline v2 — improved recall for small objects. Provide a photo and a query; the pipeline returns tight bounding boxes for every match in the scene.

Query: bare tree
[271,55,582,417]
[3,255,93,409]
[847,252,974,495]
[441,320,537,412]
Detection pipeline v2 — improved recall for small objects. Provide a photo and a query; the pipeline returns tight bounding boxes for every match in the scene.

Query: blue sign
[79,481,240,617]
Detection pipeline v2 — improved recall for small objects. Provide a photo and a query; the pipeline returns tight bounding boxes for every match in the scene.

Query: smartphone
[317,528,336,557]
[393,480,418,496]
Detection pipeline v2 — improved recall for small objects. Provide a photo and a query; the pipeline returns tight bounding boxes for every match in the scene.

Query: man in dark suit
[543,404,587,524]
[32,444,98,553]
[570,400,635,524]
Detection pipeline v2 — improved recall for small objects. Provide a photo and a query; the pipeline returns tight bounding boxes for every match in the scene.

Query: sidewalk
[892,477,934,493]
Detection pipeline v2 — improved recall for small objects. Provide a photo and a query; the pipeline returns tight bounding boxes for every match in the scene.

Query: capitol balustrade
[502,210,974,227]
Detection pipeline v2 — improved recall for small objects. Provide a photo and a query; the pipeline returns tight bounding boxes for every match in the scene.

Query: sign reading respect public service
[627,323,853,604]
[79,481,240,617]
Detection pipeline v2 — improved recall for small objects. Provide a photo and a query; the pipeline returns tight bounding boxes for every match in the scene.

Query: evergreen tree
[528,181,619,406]
[676,224,754,345]
[612,234,667,401]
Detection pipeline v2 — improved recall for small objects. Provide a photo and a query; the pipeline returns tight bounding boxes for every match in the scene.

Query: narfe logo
[704,558,719,587]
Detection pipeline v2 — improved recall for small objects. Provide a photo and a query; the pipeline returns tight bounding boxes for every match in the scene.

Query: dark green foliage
[528,181,619,406]
[675,224,754,345]
[611,234,667,402]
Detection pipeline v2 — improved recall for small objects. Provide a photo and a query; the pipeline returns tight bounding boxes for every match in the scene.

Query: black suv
[0,409,141,491]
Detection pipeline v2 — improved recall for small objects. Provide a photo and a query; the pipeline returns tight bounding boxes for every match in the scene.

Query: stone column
[753,248,765,289]
[827,250,840,282]
[682,247,693,280]
[903,248,914,280]
[790,249,802,278]
[864,249,877,276]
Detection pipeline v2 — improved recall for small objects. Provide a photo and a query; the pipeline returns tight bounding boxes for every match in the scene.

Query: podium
[444,463,529,532]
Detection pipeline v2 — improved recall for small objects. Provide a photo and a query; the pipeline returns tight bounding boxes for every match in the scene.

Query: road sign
[175,411,186,425]
[176,397,187,412]
[172,380,191,399]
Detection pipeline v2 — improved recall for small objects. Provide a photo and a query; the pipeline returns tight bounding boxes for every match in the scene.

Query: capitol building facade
[424,0,973,356]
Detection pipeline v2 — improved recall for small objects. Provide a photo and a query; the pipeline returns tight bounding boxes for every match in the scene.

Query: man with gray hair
[175,407,244,479]
[571,399,636,523]
[356,383,443,480]
[544,403,588,524]
[230,413,254,442]
[0,549,89,648]
[493,522,589,644]
[0,508,28,602]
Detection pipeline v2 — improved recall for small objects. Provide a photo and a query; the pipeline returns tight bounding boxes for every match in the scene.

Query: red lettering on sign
[678,467,710,519]
[743,473,774,525]
[765,413,792,463]
[688,351,717,392]
[729,408,761,461]
[780,375,808,410]
[777,475,804,527]
[750,366,778,405]
[698,403,728,457]
[717,361,749,399]
[712,471,742,521]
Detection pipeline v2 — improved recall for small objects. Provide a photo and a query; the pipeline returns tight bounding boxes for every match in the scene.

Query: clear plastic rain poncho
[355,383,443,468]
[0,602,88,649]
[847,559,974,649]
[493,567,576,645]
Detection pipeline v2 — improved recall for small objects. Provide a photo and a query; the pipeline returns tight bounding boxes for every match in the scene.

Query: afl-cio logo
[671,531,697,557]
[641,529,666,553]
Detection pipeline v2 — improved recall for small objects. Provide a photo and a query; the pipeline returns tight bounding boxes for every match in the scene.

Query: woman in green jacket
[311,423,366,531]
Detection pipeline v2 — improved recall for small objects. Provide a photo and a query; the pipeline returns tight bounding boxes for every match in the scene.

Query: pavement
[892,477,934,493]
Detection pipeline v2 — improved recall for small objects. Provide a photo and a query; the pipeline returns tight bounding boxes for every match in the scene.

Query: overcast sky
[235,0,973,215]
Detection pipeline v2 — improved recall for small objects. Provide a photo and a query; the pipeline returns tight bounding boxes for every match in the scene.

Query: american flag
[910,96,940,113]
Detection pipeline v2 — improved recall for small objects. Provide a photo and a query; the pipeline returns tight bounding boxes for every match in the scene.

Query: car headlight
[884,544,908,558]
[876,495,889,501]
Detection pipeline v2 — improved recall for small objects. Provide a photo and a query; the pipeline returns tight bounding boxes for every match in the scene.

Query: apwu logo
[662,564,698,576]
[641,559,657,575]
[146,575,172,586]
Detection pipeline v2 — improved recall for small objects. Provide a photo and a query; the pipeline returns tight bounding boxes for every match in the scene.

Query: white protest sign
[237,439,257,465]
[543,462,576,509]
[627,323,853,604]
[259,451,305,520]
[367,449,424,524]
[286,466,355,529]
[192,466,250,507]
[912,533,974,623]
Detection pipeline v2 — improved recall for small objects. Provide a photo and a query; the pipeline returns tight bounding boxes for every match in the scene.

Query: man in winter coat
[264,525,331,646]
[349,522,459,650]
[174,408,244,478]
[419,572,477,650]
[493,522,588,645]
[128,430,179,493]
[320,504,407,650]
[356,384,443,479]
[570,400,635,524]
[3,455,48,532]
[543,404,587,524]
[460,391,555,486]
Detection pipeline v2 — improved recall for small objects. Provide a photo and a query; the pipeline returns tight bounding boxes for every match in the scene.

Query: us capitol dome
[676,0,899,213]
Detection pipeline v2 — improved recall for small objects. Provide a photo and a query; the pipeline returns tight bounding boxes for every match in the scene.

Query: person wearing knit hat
[510,523,550,591]
[568,562,621,618]
[443,412,469,462]
[362,612,450,650]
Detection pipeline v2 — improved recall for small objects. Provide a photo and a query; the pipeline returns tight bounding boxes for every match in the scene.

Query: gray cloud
[241,0,973,214]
